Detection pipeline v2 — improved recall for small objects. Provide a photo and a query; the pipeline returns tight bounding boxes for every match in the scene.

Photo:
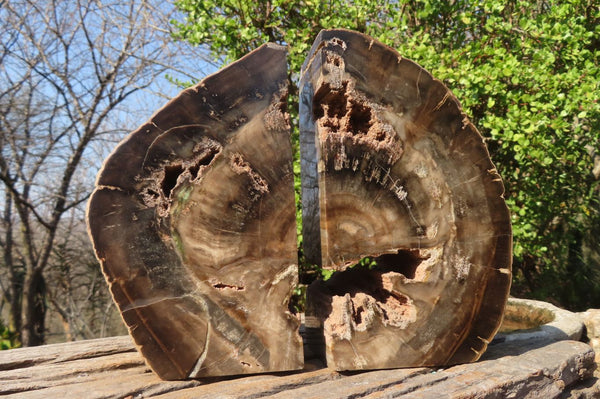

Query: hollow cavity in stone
[141,139,222,217]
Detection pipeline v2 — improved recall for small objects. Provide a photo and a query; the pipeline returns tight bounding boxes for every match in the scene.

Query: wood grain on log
[300,29,512,370]
[87,43,303,380]
[0,336,595,398]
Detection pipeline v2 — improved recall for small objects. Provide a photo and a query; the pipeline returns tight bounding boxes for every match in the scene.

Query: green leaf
[173,0,600,311]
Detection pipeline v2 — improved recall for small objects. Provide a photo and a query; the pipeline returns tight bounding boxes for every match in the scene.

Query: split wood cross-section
[87,29,512,380]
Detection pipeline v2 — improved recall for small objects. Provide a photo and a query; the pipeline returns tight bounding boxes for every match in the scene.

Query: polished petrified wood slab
[300,29,512,370]
[87,43,302,380]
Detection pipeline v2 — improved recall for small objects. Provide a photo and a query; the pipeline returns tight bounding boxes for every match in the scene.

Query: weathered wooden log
[87,43,303,380]
[300,29,512,370]
[1,335,596,398]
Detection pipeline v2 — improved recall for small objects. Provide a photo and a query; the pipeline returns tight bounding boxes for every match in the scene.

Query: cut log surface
[300,29,512,370]
[87,43,303,380]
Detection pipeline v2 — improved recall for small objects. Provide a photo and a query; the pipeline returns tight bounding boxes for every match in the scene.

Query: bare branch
[0,0,212,345]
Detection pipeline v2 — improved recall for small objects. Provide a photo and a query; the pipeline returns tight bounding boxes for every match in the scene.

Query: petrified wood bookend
[87,44,303,380]
[89,30,512,380]
[300,29,512,370]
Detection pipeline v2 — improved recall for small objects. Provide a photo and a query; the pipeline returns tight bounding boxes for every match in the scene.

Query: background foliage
[174,0,600,310]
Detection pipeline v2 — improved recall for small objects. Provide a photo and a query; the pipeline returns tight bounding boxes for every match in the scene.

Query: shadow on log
[300,29,512,370]
[87,44,303,380]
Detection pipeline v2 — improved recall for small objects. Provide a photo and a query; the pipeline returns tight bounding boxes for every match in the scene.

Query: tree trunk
[20,269,46,346]
[87,43,303,380]
[300,30,512,370]
[9,271,23,335]
[2,191,22,335]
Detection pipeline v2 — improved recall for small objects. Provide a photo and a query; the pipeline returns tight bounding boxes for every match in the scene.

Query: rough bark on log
[300,29,512,370]
[87,43,303,380]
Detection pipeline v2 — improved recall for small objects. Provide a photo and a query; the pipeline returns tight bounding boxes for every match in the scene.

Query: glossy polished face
[88,44,303,380]
[300,30,511,370]
[88,29,512,379]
